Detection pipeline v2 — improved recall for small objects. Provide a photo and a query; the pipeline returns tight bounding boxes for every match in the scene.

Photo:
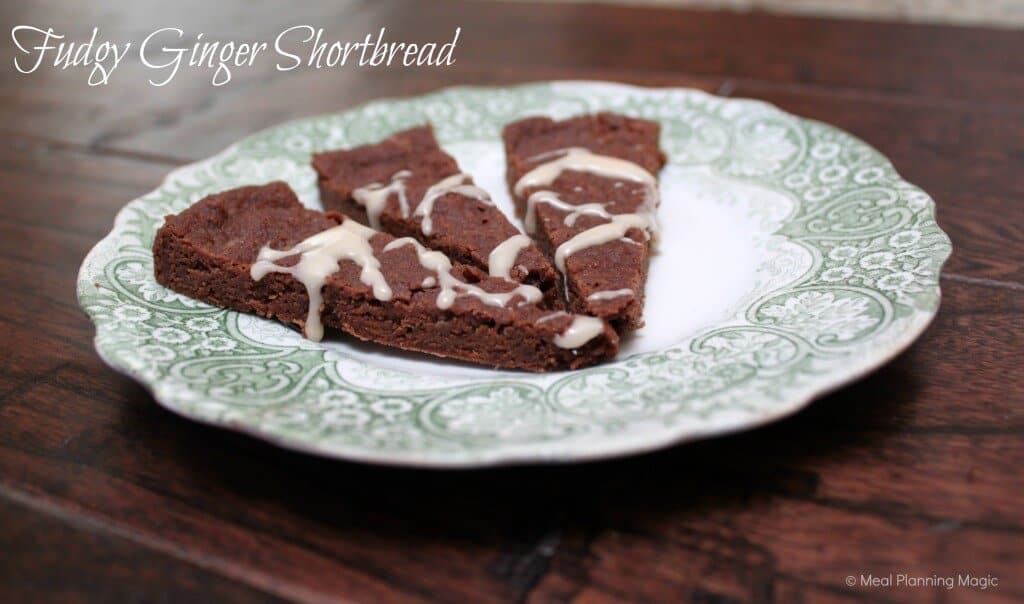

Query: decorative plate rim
[77,80,952,467]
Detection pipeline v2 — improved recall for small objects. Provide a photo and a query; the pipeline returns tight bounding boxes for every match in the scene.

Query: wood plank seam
[1,132,188,167]
[0,480,349,604]
[720,76,1024,116]
[0,216,118,242]
[0,437,457,603]
[942,273,1024,292]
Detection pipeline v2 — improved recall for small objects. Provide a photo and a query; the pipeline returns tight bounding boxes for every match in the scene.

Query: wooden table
[1,1,1021,602]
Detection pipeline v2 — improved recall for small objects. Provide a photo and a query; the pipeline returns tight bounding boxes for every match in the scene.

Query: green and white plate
[77,81,951,467]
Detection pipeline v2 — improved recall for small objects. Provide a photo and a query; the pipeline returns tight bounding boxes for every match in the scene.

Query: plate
[77,81,952,467]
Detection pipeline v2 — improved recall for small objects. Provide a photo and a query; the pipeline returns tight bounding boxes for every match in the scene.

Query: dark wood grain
[0,491,287,604]
[1,1,1022,602]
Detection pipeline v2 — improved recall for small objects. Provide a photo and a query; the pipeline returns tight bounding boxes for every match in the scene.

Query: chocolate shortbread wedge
[312,125,562,307]
[503,113,667,331]
[153,182,617,371]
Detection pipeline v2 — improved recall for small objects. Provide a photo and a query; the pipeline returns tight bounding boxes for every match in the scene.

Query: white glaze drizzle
[524,191,612,234]
[488,234,532,279]
[554,315,606,349]
[554,213,653,273]
[383,237,542,310]
[414,173,492,236]
[586,288,634,302]
[534,311,607,350]
[535,311,569,324]
[250,220,392,342]
[351,170,412,230]
[514,147,657,197]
